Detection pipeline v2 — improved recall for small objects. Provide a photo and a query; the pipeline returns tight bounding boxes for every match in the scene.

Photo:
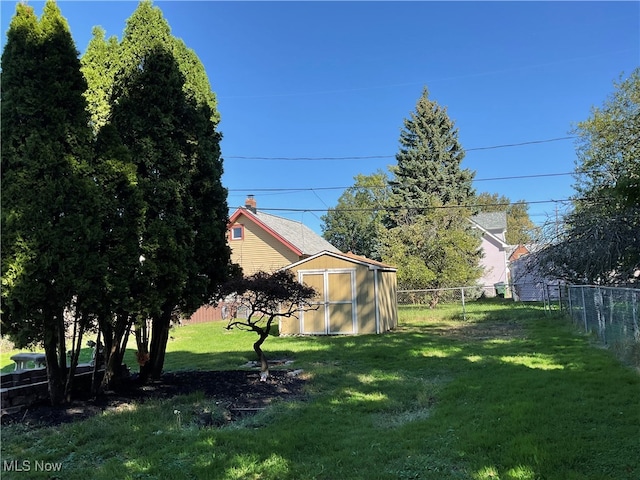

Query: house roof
[229,207,340,257]
[471,212,508,248]
[471,212,507,232]
[284,250,397,272]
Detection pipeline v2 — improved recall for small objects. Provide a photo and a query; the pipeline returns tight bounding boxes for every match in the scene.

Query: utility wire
[228,171,578,193]
[242,198,577,214]
[225,136,576,161]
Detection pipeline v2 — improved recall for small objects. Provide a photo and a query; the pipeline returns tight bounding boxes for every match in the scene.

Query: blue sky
[2,1,638,234]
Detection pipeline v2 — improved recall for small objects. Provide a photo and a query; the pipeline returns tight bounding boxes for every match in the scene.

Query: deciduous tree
[321,171,389,259]
[476,192,539,244]
[536,69,640,284]
[224,271,317,380]
[380,204,483,306]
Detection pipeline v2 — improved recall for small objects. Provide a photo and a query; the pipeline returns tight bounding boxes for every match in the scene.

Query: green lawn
[2,301,639,480]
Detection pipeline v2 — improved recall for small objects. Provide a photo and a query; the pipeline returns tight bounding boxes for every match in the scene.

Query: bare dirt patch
[1,369,308,429]
[432,320,526,342]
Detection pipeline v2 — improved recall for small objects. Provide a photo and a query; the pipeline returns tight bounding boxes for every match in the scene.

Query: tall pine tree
[388,87,475,224]
[381,87,481,302]
[1,0,101,405]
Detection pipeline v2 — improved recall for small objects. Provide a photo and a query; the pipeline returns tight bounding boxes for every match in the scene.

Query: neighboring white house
[471,212,509,296]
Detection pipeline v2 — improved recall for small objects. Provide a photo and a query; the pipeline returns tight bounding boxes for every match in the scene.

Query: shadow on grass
[3,306,639,480]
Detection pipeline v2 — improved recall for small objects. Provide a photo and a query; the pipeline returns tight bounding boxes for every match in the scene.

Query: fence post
[633,291,639,342]
[581,286,588,332]
[558,284,563,312]
[596,287,605,344]
[461,287,466,321]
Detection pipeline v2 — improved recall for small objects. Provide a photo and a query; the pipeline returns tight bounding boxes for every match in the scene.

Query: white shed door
[299,270,356,334]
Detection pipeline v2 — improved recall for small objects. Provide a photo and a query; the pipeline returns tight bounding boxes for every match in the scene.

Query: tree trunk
[43,313,66,406]
[139,307,172,383]
[134,318,150,370]
[429,292,440,309]
[57,308,67,377]
[253,331,269,381]
[90,330,102,396]
[64,314,86,402]
[100,314,133,392]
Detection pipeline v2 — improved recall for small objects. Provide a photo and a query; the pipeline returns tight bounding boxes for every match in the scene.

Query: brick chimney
[245,195,257,214]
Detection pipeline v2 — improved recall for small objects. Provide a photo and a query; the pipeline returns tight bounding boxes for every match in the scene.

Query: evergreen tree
[80,26,120,134]
[1,0,101,405]
[381,88,481,301]
[82,0,232,382]
[388,87,475,226]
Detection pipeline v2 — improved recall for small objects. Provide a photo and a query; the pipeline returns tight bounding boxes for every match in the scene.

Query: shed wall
[380,270,398,331]
[283,254,396,335]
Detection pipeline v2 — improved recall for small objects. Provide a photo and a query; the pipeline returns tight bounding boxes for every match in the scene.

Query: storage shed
[281,251,398,335]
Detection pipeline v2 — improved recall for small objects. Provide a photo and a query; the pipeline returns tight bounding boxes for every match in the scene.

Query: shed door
[299,269,356,334]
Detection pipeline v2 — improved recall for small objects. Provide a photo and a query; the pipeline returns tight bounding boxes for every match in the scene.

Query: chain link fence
[398,286,499,320]
[567,285,640,368]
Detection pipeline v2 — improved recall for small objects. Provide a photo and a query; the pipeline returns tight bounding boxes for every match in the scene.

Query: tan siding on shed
[377,270,398,332]
[283,252,397,335]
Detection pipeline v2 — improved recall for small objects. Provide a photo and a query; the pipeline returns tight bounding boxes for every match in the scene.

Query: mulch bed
[1,369,308,429]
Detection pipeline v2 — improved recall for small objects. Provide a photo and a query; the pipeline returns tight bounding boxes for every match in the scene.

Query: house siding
[478,234,508,291]
[230,214,300,275]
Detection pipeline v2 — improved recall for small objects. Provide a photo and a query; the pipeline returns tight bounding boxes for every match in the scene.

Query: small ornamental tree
[224,271,318,380]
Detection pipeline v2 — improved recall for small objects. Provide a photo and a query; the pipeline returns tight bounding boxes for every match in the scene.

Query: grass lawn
[1,301,639,479]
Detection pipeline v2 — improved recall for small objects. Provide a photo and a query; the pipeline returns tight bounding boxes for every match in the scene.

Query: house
[509,244,562,301]
[471,212,509,296]
[282,250,398,335]
[227,195,340,275]
[508,244,531,262]
[187,196,398,333]
[186,196,339,325]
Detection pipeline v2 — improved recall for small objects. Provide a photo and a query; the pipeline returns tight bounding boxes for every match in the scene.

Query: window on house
[230,225,244,240]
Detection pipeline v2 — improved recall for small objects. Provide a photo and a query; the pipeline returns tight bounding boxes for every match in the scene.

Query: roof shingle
[247,209,341,255]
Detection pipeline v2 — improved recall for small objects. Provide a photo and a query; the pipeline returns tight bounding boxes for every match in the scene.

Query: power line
[474,171,577,182]
[227,171,577,193]
[467,136,575,152]
[225,136,576,161]
[243,198,576,214]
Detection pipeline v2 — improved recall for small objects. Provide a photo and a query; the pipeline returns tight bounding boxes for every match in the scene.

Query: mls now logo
[3,460,63,472]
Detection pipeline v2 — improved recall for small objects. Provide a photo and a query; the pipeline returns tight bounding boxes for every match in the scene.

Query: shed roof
[284,250,397,272]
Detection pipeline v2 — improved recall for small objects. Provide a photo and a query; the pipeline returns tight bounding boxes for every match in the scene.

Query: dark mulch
[1,369,308,429]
